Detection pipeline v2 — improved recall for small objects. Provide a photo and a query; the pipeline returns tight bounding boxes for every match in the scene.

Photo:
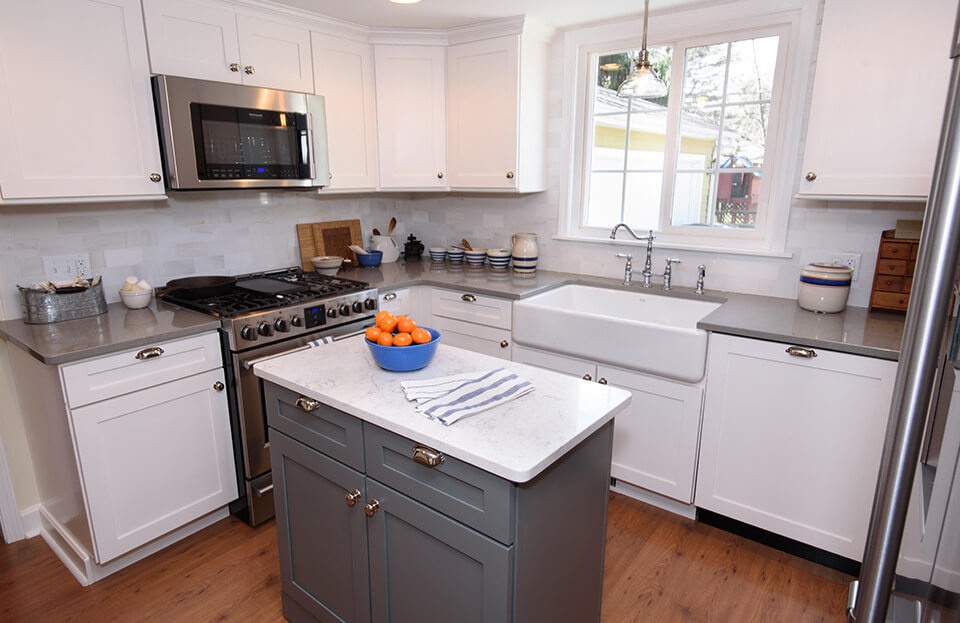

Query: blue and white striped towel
[401,368,534,426]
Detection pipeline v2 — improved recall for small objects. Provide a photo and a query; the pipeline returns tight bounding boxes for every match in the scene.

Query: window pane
[727,37,779,103]
[678,107,720,170]
[672,172,714,226]
[592,114,627,169]
[715,171,760,227]
[626,100,669,170]
[586,172,623,227]
[682,43,728,107]
[720,103,769,167]
[623,172,662,230]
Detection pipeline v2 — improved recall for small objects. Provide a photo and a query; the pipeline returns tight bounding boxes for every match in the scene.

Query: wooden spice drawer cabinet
[869,229,921,312]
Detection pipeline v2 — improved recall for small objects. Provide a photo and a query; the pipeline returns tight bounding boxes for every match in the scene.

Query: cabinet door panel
[271,430,370,623]
[0,0,164,199]
[511,344,597,380]
[236,15,313,92]
[374,45,447,189]
[447,35,519,189]
[600,365,703,503]
[431,317,511,360]
[142,0,241,84]
[71,369,236,563]
[696,334,897,560]
[366,479,513,623]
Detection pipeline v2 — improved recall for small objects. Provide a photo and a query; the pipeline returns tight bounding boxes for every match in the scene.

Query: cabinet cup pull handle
[244,65,255,75]
[582,374,592,381]
[412,444,445,467]
[254,483,274,497]
[805,171,817,181]
[500,340,509,348]
[461,293,477,302]
[296,396,321,411]
[213,381,224,391]
[229,62,240,72]
[437,171,444,179]
[383,292,397,301]
[345,489,361,507]
[149,172,161,182]
[135,346,164,360]
[364,499,380,517]
[785,346,818,359]
[506,171,515,179]
[598,377,608,385]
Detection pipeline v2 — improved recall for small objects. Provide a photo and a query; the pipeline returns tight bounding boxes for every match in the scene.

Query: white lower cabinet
[430,289,512,359]
[512,345,704,503]
[432,316,512,360]
[695,333,897,560]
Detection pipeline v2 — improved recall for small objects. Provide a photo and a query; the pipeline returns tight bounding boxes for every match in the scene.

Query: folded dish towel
[401,368,534,426]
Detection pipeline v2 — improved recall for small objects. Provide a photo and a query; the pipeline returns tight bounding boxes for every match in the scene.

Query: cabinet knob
[412,444,445,467]
[598,377,608,385]
[229,63,241,72]
[437,171,444,179]
[785,346,818,359]
[582,374,592,381]
[296,396,321,411]
[244,65,255,75]
[383,292,397,301]
[149,173,161,183]
[461,293,477,302]
[506,171,515,179]
[500,340,509,349]
[213,381,224,391]
[345,489,361,507]
[364,499,380,517]
[805,171,817,181]
[329,172,333,180]
[135,346,164,360]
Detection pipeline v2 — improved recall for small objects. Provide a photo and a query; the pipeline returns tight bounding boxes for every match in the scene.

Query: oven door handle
[241,327,369,370]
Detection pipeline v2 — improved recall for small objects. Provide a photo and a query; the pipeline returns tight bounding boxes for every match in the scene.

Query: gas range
[158,267,379,351]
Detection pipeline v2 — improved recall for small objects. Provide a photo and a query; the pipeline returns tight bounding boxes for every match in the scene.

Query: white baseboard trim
[19,504,40,539]
[610,479,698,520]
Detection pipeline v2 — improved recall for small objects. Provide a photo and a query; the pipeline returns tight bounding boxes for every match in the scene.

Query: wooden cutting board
[297,219,362,271]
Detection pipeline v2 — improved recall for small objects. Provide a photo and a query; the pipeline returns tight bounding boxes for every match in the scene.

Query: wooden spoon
[461,238,473,250]
[388,217,397,234]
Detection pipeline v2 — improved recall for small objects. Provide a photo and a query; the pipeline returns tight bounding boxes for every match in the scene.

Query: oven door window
[190,103,310,180]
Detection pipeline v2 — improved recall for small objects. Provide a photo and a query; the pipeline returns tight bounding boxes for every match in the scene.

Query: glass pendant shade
[617,0,667,100]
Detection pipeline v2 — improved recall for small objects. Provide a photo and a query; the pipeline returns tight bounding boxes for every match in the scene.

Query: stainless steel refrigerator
[850,7,960,622]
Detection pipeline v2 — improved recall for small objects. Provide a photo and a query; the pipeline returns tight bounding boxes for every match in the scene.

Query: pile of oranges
[366,311,432,347]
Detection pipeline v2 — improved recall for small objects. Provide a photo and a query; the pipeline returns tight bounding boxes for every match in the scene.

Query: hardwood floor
[0,493,851,622]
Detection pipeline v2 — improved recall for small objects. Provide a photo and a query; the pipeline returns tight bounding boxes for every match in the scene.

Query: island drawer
[265,383,364,472]
[363,424,516,545]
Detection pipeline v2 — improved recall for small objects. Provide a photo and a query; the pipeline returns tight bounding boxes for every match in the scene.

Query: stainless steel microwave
[152,75,329,190]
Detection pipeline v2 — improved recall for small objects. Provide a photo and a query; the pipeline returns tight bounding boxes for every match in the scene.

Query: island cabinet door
[271,430,371,623]
[365,479,514,623]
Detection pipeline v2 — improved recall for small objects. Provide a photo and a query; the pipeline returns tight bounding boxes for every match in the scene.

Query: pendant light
[617,0,667,99]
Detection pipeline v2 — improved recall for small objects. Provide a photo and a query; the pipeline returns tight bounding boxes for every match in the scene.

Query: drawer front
[363,424,515,544]
[379,288,410,316]
[879,241,912,259]
[265,382,364,472]
[431,316,512,360]
[871,291,910,311]
[430,289,511,329]
[876,259,908,276]
[910,244,918,260]
[61,331,222,408]
[873,274,907,293]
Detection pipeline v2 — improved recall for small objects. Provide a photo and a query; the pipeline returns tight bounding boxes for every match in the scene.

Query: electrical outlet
[831,252,862,281]
[74,253,91,278]
[42,253,91,281]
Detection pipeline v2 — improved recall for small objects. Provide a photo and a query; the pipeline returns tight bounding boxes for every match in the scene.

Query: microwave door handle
[304,113,315,180]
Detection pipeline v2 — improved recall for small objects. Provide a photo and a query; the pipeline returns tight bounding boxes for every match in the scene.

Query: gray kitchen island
[253,337,631,623]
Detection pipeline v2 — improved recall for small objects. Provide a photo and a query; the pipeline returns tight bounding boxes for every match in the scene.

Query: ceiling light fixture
[617,0,667,100]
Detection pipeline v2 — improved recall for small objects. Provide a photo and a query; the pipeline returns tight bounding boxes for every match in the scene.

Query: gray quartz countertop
[0,301,222,365]
[343,260,905,360]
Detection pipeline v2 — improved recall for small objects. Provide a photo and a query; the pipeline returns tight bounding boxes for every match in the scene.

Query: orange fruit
[397,317,417,333]
[411,327,431,344]
[377,332,394,347]
[375,310,391,325]
[393,332,413,347]
[365,326,382,342]
[379,314,398,333]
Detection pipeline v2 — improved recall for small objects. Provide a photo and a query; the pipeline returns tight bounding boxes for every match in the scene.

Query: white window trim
[557,0,820,256]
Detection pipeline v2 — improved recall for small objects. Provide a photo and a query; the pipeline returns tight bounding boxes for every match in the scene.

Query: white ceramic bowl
[311,255,343,273]
[797,262,853,313]
[487,248,511,268]
[118,288,153,309]
[447,247,465,262]
[464,248,487,265]
[429,247,447,261]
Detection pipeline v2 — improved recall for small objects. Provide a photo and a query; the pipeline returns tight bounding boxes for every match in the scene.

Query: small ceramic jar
[797,262,853,313]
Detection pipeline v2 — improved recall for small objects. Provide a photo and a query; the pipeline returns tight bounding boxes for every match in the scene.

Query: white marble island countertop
[253,337,631,483]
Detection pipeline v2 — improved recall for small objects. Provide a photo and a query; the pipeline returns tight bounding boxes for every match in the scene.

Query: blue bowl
[366,327,441,372]
[356,250,383,267]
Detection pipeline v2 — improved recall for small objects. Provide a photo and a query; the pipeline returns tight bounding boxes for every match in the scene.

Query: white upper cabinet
[0,0,165,201]
[143,0,313,93]
[446,24,547,192]
[798,0,954,200]
[374,45,448,189]
[312,33,379,190]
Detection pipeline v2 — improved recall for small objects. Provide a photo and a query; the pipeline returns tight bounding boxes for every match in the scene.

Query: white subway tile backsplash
[103,247,144,268]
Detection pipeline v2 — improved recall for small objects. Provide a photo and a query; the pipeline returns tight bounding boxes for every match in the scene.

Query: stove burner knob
[291,315,303,327]
[274,318,290,333]
[258,321,274,337]
[364,298,377,310]
[339,303,350,316]
[240,325,258,341]
[352,301,363,313]
[327,307,337,318]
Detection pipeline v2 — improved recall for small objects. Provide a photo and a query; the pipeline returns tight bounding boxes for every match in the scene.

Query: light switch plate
[42,253,92,281]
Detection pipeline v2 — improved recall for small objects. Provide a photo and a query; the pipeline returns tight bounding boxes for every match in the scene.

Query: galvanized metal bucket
[18,281,107,324]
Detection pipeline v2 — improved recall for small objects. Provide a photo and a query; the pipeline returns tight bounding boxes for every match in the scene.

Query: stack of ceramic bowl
[429,247,446,261]
[447,247,465,263]
[487,248,511,269]
[464,248,487,266]
[797,262,854,313]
